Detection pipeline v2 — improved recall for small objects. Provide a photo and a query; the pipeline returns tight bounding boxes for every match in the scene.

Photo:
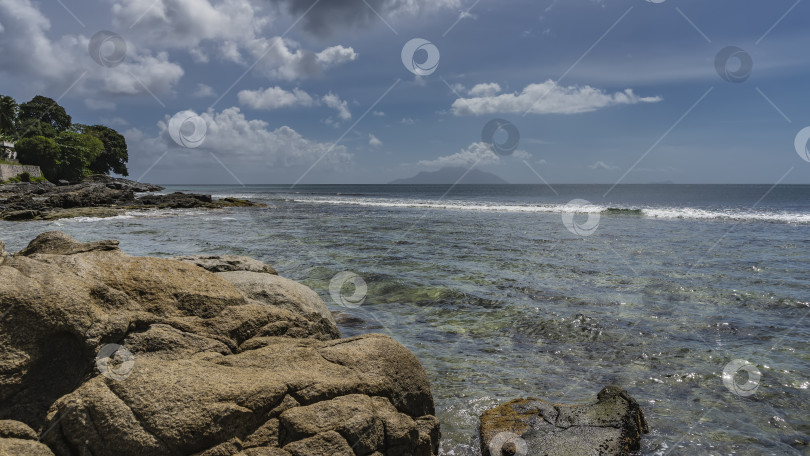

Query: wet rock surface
[0,175,263,221]
[480,386,648,456]
[0,232,440,455]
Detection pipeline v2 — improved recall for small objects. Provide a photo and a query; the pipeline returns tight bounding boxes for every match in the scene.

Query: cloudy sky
[1,0,809,184]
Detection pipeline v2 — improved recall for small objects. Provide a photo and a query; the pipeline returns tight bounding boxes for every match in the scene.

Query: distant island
[390,167,508,184]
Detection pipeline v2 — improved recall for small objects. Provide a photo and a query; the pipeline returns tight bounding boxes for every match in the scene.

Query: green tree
[17,96,71,139]
[15,136,60,179]
[0,95,18,137]
[54,131,103,182]
[81,124,129,176]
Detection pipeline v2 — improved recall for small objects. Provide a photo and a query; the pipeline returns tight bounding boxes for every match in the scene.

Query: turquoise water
[2,184,809,455]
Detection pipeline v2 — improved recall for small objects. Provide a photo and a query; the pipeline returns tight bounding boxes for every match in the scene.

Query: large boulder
[479,386,648,456]
[216,271,339,339]
[0,232,439,455]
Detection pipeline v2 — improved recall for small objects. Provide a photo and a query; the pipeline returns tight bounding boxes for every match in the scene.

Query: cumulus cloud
[451,80,661,116]
[321,92,351,120]
[128,107,352,169]
[237,86,351,120]
[0,0,184,96]
[468,83,501,97]
[418,142,529,168]
[238,86,316,109]
[369,133,382,147]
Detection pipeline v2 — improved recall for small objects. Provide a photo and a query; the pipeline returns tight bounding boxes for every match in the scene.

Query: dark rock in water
[0,232,440,455]
[480,386,648,456]
[1,209,39,221]
[0,176,264,221]
[83,174,164,193]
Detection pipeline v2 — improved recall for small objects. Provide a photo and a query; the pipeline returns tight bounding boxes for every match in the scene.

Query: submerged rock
[0,232,439,455]
[479,386,648,456]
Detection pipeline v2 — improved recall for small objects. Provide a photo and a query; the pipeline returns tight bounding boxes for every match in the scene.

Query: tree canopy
[0,94,129,181]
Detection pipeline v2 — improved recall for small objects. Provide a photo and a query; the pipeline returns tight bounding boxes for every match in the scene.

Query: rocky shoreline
[0,232,648,456]
[0,175,263,221]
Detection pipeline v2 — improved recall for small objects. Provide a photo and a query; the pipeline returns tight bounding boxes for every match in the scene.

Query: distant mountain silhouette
[389,167,508,184]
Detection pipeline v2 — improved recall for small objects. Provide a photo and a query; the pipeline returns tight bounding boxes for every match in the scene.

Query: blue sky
[1,0,809,184]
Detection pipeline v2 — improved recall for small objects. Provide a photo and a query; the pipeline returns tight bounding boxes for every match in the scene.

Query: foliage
[77,124,129,176]
[0,95,18,136]
[17,95,71,139]
[0,94,129,181]
[54,131,104,182]
[15,136,60,179]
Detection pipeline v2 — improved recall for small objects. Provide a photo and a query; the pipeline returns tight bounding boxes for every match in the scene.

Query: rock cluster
[0,232,440,455]
[0,175,263,221]
[479,386,648,456]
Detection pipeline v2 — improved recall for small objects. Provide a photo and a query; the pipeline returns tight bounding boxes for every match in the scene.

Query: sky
[1,0,809,184]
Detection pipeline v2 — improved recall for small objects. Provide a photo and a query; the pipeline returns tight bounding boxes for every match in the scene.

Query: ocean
[2,184,808,455]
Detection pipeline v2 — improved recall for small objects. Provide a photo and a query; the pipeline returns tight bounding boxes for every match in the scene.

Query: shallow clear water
[2,184,809,455]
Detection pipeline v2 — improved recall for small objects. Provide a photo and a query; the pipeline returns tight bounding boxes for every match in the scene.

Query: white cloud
[322,92,351,120]
[99,51,184,95]
[193,83,216,98]
[589,161,620,171]
[369,134,382,147]
[418,142,530,168]
[468,83,501,97]
[238,86,316,109]
[372,111,385,117]
[128,107,352,170]
[237,87,352,121]
[0,0,184,96]
[451,80,661,116]
[400,117,416,125]
[316,45,358,67]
